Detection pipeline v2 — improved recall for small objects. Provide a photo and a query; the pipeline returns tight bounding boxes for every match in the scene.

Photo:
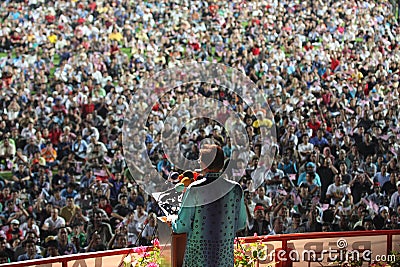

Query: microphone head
[174,182,185,193]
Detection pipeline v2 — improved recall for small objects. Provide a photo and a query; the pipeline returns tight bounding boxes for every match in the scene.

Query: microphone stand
[117,221,149,267]
[136,220,149,247]
[150,223,158,244]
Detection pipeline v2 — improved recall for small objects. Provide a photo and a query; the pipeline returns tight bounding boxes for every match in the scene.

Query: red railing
[2,230,399,267]
[0,246,160,267]
[241,229,400,255]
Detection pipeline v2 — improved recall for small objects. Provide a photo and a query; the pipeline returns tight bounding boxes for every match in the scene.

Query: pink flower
[146,263,159,267]
[132,246,147,256]
[152,238,160,248]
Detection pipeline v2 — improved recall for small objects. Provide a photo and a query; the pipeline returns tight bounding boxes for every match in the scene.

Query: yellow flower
[124,255,132,267]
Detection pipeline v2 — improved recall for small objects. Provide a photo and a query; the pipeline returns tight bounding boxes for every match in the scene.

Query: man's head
[0,237,7,252]
[10,219,19,230]
[130,188,138,199]
[93,210,103,224]
[381,164,387,174]
[334,174,342,185]
[257,186,265,197]
[254,205,265,221]
[272,216,284,234]
[365,154,372,164]
[321,222,331,232]
[136,203,145,213]
[25,230,38,244]
[0,250,10,264]
[23,239,36,256]
[317,128,324,138]
[270,161,277,172]
[380,206,389,219]
[66,183,75,193]
[51,207,59,219]
[66,196,74,207]
[306,162,315,173]
[119,194,128,205]
[281,176,290,187]
[199,144,224,172]
[58,227,69,241]
[388,172,396,183]
[99,196,108,205]
[302,134,309,143]
[292,212,301,225]
[45,239,59,257]
[3,138,9,146]
[363,216,374,230]
[116,234,128,248]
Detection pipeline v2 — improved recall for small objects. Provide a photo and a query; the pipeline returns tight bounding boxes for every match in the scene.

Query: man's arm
[389,193,397,209]
[172,188,195,234]
[325,185,333,200]
[110,207,124,221]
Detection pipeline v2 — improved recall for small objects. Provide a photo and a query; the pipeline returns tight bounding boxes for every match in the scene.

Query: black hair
[22,238,36,247]
[0,251,10,262]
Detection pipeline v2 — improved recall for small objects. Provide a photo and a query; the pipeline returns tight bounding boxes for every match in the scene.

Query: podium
[171,233,187,267]
[157,218,187,267]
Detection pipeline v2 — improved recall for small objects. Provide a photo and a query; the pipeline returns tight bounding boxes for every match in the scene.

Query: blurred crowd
[0,0,399,263]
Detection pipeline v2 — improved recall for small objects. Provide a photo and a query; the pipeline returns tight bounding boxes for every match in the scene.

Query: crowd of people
[0,0,399,263]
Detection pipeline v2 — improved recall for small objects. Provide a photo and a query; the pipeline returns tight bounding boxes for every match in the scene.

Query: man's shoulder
[17,254,29,261]
[326,183,335,190]
[391,191,399,197]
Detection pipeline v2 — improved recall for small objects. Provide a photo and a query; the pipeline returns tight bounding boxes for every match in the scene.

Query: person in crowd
[140,213,159,246]
[247,204,271,236]
[86,210,113,245]
[60,196,79,225]
[43,238,60,258]
[0,236,14,262]
[110,193,134,228]
[389,181,400,209]
[17,239,43,261]
[56,227,77,255]
[269,216,284,235]
[285,213,305,234]
[42,207,66,236]
[326,174,353,206]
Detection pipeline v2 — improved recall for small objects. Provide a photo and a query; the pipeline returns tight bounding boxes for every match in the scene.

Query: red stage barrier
[1,230,399,267]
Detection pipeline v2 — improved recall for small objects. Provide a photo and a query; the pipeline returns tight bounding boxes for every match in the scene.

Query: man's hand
[115,227,121,235]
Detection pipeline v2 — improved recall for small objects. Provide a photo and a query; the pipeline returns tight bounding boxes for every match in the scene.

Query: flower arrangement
[234,238,270,267]
[123,239,162,267]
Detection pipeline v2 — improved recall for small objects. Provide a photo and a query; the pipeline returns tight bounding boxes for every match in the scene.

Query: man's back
[173,178,246,267]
